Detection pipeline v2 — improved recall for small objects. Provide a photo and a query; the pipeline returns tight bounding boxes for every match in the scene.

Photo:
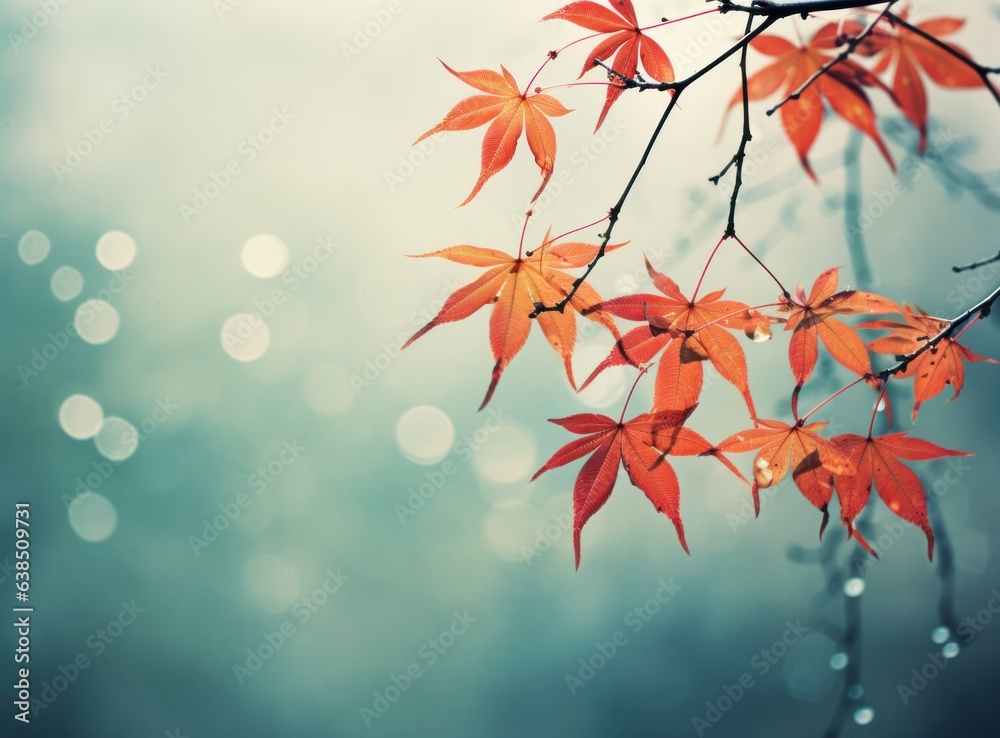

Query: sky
[1,1,999,737]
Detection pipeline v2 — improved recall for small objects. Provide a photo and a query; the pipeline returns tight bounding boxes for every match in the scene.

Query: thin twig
[877,284,1000,381]
[767,1,897,116]
[885,11,1000,108]
[953,250,1000,273]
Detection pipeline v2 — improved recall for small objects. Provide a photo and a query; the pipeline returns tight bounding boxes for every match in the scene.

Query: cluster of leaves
[405,1,998,568]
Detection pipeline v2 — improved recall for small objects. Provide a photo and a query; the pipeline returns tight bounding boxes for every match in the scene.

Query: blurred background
[1,1,998,736]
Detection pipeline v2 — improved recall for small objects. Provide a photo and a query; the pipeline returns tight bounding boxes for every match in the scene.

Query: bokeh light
[221,313,271,362]
[59,394,104,440]
[68,493,118,543]
[853,707,875,726]
[96,230,138,270]
[75,299,121,344]
[94,416,139,462]
[396,406,454,465]
[18,230,51,265]
[241,234,289,278]
[51,266,84,301]
[472,423,536,484]
[844,577,866,597]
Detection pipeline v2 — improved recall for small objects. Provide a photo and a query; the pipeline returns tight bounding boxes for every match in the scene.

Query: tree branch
[878,284,1000,381]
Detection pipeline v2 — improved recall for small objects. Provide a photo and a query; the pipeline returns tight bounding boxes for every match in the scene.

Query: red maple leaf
[404,231,623,409]
[719,418,854,532]
[532,406,746,568]
[832,432,971,558]
[861,14,986,153]
[731,25,894,179]
[780,267,900,392]
[859,305,998,420]
[543,0,674,131]
[584,257,772,417]
[415,62,571,206]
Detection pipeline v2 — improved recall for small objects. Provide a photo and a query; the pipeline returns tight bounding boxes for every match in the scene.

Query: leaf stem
[691,234,728,303]
[731,233,790,297]
[618,364,652,425]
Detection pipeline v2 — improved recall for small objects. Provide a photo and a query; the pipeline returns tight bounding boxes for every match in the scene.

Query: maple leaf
[859,305,998,420]
[415,62,571,206]
[860,14,985,153]
[542,0,674,132]
[832,432,971,558]
[584,257,772,417]
[779,267,901,393]
[719,419,854,533]
[404,231,624,409]
[730,26,894,179]
[532,406,746,568]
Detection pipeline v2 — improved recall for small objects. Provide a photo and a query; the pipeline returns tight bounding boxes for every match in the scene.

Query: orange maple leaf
[543,0,674,131]
[861,14,985,153]
[780,267,900,391]
[832,432,971,559]
[731,26,894,179]
[719,418,854,532]
[415,62,571,206]
[859,305,998,420]
[584,257,772,417]
[532,406,745,568]
[404,231,623,409]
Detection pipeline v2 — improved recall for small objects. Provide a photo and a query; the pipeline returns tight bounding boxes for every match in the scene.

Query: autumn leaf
[860,14,985,153]
[404,230,624,409]
[859,305,998,420]
[584,257,772,417]
[719,418,854,533]
[542,0,673,131]
[780,267,900,394]
[415,62,571,206]
[730,26,894,179]
[532,406,745,568]
[832,432,971,558]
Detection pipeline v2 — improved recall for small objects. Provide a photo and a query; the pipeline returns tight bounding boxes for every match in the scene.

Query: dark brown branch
[766,1,897,116]
[532,15,781,316]
[952,250,1000,273]
[878,284,1000,381]
[885,11,1000,109]
[709,14,757,237]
